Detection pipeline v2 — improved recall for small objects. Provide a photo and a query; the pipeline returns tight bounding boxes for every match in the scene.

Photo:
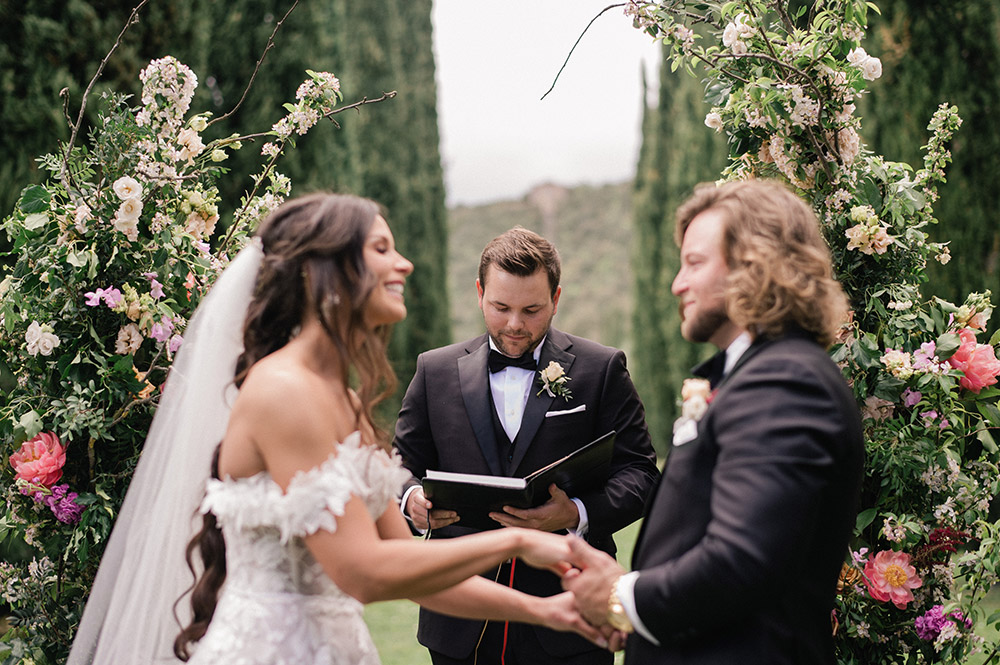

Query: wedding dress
[187,431,410,665]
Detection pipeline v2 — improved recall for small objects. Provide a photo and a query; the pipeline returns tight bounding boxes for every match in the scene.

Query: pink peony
[864,550,922,609]
[948,328,1000,393]
[9,432,66,487]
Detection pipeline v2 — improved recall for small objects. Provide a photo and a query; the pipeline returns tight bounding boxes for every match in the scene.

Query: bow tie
[488,349,537,373]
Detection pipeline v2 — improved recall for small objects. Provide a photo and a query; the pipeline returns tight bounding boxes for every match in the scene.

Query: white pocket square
[672,418,699,446]
[545,404,587,418]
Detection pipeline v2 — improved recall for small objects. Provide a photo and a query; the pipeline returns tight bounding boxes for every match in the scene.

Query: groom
[563,180,865,664]
[394,227,658,665]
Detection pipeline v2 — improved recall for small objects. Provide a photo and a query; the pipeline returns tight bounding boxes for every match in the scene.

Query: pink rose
[948,328,1000,393]
[9,431,66,487]
[864,550,922,609]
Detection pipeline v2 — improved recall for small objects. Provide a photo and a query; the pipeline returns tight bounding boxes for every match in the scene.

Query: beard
[679,301,731,344]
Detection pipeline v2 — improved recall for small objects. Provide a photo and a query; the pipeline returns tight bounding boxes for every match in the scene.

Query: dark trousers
[428,619,613,665]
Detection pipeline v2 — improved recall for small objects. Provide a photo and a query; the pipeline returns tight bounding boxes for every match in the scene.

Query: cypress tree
[865,0,1000,304]
[333,0,451,390]
[631,46,726,455]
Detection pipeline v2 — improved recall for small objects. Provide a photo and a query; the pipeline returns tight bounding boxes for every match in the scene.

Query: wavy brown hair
[676,179,848,347]
[174,193,397,659]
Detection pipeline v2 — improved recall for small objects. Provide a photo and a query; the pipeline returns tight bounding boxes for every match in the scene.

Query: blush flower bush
[625,1,1000,662]
[0,34,390,662]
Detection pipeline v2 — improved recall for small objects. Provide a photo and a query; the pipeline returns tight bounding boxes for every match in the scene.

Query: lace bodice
[186,433,410,665]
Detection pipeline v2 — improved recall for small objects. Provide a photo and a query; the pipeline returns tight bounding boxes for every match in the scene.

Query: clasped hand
[517,531,630,652]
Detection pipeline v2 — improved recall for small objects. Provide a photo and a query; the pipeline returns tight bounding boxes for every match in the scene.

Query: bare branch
[210,0,301,127]
[541,4,627,101]
[60,0,151,193]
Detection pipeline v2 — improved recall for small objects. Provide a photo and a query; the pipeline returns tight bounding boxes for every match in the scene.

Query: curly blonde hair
[675,179,848,347]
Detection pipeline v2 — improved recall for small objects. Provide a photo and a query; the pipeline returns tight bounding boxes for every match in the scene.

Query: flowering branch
[209,0,300,128]
[59,0,150,194]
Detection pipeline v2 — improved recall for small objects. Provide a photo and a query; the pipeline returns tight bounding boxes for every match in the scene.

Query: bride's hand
[513,529,573,576]
[533,591,610,649]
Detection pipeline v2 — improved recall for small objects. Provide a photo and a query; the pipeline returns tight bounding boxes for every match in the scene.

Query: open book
[421,430,616,531]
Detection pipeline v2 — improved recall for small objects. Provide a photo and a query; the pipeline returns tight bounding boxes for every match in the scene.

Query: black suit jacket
[626,331,864,665]
[394,328,658,661]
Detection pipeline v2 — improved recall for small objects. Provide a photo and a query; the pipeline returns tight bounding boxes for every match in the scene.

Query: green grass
[366,521,641,665]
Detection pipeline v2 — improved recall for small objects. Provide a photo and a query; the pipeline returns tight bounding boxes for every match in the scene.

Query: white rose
[25,321,43,346]
[540,361,565,383]
[735,13,754,36]
[36,332,60,356]
[117,197,143,221]
[731,40,748,56]
[722,22,739,47]
[115,323,144,355]
[861,56,882,81]
[114,214,140,242]
[846,47,868,67]
[681,395,709,421]
[704,112,724,132]
[113,176,143,201]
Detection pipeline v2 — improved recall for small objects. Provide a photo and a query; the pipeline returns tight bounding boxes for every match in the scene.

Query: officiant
[393,227,658,665]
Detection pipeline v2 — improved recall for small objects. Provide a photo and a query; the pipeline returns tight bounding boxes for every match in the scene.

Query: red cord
[501,557,517,665]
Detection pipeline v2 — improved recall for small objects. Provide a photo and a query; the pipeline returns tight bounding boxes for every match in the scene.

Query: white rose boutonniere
[673,378,715,446]
[537,361,572,400]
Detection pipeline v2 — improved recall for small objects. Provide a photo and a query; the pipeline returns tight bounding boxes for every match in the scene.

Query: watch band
[606,578,635,634]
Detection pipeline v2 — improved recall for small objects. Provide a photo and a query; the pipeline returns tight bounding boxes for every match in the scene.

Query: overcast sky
[431,2,661,206]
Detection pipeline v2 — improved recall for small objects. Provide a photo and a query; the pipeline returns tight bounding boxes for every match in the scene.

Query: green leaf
[17,410,43,439]
[977,427,998,454]
[18,185,51,214]
[855,507,877,532]
[23,213,49,230]
[978,402,1000,428]
[934,332,961,360]
[990,329,1000,347]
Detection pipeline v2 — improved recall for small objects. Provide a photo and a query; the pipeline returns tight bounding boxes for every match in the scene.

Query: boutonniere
[537,361,572,400]
[672,378,716,446]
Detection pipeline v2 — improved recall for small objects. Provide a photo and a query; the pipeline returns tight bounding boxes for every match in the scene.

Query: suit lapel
[508,331,575,474]
[458,338,503,476]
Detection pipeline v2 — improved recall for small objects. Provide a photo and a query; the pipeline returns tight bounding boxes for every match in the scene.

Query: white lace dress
[187,433,410,665]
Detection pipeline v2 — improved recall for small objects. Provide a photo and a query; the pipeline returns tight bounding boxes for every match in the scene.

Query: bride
[68,193,603,664]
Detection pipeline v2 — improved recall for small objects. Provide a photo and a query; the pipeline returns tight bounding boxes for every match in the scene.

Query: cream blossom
[722,22,740,47]
[190,115,208,132]
[25,321,60,357]
[704,112,724,132]
[113,214,139,242]
[115,323,144,355]
[731,39,748,56]
[176,128,206,164]
[861,56,883,81]
[847,47,869,67]
[113,176,143,201]
[117,197,142,221]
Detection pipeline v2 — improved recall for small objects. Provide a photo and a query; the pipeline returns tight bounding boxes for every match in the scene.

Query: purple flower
[915,605,971,641]
[149,278,165,300]
[169,334,184,354]
[103,287,123,308]
[921,410,940,426]
[28,483,85,524]
[149,316,175,343]
[913,341,939,370]
[84,289,104,307]
[902,388,922,408]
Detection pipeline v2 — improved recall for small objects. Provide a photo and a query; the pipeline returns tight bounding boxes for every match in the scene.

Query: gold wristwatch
[606,578,635,634]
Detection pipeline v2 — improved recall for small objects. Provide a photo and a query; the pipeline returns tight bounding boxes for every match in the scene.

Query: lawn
[365,521,641,665]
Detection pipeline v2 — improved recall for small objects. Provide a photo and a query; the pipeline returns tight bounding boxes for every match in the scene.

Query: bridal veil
[68,242,263,664]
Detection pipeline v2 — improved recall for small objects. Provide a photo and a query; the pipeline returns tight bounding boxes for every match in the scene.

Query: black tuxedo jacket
[625,331,864,665]
[394,328,658,661]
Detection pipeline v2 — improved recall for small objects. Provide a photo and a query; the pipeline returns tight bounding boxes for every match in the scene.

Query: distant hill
[446,181,636,353]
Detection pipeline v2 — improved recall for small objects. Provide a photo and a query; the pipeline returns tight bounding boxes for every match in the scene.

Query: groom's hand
[405,488,459,531]
[490,484,579,532]
[561,535,625,627]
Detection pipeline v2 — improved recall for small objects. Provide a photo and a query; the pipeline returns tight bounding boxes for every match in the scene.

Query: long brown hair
[174,193,398,659]
[676,179,848,347]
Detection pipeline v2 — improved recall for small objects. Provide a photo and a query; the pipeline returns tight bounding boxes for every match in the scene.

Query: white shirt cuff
[400,485,427,535]
[570,497,589,537]
[617,571,659,646]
